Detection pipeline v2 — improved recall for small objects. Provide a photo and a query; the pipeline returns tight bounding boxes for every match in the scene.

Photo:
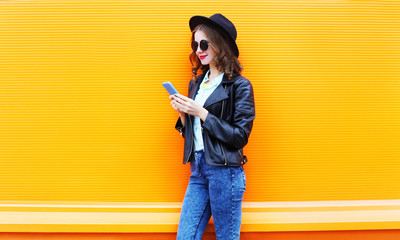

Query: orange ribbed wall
[0,0,399,204]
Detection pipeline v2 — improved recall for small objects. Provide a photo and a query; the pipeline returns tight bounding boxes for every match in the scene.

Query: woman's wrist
[198,108,209,122]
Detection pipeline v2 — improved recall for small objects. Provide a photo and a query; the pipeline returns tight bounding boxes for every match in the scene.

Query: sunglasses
[192,39,209,52]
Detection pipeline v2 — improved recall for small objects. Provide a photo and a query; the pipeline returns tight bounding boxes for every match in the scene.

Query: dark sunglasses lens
[192,40,209,52]
[200,40,209,51]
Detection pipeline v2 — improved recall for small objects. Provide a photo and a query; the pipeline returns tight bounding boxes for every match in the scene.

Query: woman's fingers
[171,94,199,115]
[173,95,190,106]
[169,94,183,100]
[171,99,187,113]
[175,94,192,102]
[169,94,191,114]
[171,100,178,110]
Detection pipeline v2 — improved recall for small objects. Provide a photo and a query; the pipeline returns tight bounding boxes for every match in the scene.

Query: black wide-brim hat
[189,13,239,58]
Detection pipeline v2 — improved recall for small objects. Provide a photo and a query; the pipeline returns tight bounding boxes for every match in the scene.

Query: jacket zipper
[220,88,228,165]
[220,142,227,165]
[186,115,193,164]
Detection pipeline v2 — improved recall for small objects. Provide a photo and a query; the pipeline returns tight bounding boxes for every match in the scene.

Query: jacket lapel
[203,81,229,109]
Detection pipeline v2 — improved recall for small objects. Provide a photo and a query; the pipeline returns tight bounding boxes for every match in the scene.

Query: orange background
[0,0,399,238]
[1,0,399,203]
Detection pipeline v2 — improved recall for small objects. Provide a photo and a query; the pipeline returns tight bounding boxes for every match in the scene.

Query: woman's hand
[170,94,209,121]
[169,94,186,127]
[169,95,184,114]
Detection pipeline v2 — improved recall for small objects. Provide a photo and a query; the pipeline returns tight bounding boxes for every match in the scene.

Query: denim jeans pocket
[240,166,246,190]
[231,167,245,201]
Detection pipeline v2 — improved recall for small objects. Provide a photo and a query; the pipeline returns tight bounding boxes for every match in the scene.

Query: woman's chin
[200,59,210,65]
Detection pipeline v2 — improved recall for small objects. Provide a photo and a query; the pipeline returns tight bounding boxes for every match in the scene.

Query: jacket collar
[221,72,241,83]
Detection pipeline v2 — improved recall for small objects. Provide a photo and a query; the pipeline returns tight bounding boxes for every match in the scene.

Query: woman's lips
[199,55,207,60]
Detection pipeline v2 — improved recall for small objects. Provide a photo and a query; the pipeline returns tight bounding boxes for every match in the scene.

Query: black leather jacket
[175,72,255,166]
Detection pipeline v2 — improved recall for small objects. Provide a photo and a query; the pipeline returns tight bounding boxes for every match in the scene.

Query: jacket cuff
[175,117,185,138]
[201,112,214,131]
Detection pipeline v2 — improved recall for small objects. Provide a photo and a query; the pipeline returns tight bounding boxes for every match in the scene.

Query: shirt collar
[203,70,224,88]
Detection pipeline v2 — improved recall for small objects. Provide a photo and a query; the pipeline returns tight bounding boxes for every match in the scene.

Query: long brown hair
[190,24,242,81]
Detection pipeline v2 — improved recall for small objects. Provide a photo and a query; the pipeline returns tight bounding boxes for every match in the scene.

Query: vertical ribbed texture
[0,0,399,202]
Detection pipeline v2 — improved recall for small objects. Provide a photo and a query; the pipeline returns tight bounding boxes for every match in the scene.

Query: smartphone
[162,82,179,95]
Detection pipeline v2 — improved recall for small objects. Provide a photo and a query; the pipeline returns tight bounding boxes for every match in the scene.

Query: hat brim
[189,15,239,57]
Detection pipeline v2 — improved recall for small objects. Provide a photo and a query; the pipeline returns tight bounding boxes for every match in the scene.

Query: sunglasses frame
[192,39,209,52]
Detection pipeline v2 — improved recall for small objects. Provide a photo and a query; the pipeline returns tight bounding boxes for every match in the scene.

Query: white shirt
[193,70,225,151]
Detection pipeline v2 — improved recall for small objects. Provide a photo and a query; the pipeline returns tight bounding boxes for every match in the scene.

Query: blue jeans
[177,150,246,240]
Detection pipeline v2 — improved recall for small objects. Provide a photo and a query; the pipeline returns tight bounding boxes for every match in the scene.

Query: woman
[169,13,255,240]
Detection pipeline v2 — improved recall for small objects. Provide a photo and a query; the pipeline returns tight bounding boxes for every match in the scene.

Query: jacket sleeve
[201,79,255,149]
